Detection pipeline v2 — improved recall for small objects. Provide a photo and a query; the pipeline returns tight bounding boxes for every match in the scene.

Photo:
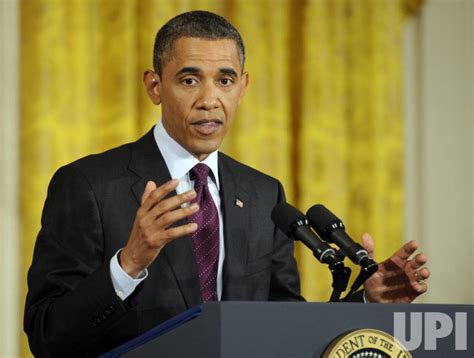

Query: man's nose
[196,82,220,110]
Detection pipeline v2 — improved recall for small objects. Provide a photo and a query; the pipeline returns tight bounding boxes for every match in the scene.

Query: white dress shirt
[110,120,225,301]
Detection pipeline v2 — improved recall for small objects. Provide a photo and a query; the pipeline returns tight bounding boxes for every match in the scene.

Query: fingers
[411,274,430,294]
[378,279,428,302]
[406,253,429,285]
[382,252,428,277]
[415,252,428,265]
[121,180,199,277]
[154,202,199,230]
[141,181,157,204]
[364,240,430,303]
[398,257,430,295]
[412,266,430,283]
[148,189,196,222]
[136,182,199,235]
[366,266,429,303]
[361,233,375,258]
[139,220,198,247]
[415,282,428,294]
[417,267,430,280]
[141,179,180,212]
[136,201,200,247]
[408,252,428,271]
[160,222,198,241]
[398,240,419,259]
[399,265,429,297]
[389,240,420,268]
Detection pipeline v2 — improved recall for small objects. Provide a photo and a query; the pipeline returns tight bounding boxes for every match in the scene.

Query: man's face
[147,37,248,160]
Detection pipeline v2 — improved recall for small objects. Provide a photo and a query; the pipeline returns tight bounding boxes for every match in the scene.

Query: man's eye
[219,78,233,86]
[182,78,197,86]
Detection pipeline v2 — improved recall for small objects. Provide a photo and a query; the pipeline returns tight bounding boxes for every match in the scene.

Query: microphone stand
[341,259,378,301]
[322,251,351,302]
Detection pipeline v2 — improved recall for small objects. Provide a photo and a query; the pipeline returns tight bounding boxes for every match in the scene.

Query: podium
[104,302,473,357]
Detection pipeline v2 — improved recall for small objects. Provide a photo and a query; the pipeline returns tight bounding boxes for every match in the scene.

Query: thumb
[361,233,375,259]
[141,181,157,204]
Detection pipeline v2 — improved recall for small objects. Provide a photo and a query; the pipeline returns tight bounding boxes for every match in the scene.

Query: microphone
[271,202,339,266]
[306,204,377,270]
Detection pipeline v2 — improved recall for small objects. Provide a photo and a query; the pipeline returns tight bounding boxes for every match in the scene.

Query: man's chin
[189,140,222,161]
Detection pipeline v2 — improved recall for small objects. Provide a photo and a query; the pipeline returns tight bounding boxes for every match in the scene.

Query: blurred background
[1,0,472,356]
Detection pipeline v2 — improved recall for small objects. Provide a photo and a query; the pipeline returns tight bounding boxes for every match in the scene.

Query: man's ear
[238,71,249,104]
[143,70,161,105]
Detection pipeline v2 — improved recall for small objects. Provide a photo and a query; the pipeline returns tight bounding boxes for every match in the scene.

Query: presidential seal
[322,328,412,358]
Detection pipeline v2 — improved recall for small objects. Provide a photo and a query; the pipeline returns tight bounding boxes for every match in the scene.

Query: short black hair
[153,10,245,75]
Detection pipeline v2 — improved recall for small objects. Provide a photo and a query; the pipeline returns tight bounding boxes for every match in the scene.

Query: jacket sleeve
[24,165,130,357]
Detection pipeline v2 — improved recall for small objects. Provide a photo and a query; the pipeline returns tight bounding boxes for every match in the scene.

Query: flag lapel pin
[235,198,244,208]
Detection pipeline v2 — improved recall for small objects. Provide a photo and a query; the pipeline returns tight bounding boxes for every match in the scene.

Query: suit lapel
[129,128,172,202]
[128,128,201,308]
[219,154,250,300]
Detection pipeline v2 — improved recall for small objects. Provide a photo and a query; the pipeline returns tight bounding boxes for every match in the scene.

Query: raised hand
[120,179,199,277]
[362,233,430,303]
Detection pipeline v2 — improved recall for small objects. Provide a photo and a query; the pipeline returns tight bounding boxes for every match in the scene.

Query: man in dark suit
[24,10,429,357]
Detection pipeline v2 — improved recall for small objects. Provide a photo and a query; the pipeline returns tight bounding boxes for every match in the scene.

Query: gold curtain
[20,0,420,355]
[296,0,407,300]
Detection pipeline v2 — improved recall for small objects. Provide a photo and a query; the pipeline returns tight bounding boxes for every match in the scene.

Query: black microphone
[306,204,377,269]
[271,202,340,266]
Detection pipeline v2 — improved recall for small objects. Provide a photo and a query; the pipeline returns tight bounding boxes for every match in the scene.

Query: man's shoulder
[51,131,150,188]
[64,141,134,179]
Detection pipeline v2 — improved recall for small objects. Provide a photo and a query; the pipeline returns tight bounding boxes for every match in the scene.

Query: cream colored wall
[404,0,474,304]
[0,0,20,356]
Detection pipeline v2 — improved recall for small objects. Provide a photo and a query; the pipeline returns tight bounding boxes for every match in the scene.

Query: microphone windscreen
[271,202,306,234]
[306,204,342,236]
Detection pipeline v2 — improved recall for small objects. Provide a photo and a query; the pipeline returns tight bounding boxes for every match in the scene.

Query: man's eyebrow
[219,68,238,77]
[174,66,239,77]
[175,67,201,76]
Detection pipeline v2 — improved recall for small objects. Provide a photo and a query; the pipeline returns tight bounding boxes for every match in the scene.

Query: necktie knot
[190,163,210,187]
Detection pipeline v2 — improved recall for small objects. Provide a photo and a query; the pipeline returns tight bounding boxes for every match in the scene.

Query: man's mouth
[191,119,223,135]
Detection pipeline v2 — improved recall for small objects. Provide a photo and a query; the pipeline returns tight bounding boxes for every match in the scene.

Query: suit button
[104,309,111,316]
[92,318,101,327]
[109,305,116,312]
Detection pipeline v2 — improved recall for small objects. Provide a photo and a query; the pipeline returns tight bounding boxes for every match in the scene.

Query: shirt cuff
[109,250,148,301]
[362,291,367,303]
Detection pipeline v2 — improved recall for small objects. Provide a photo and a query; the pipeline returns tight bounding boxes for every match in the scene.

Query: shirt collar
[153,120,220,189]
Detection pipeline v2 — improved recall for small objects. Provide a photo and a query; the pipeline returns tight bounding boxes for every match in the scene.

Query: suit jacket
[24,128,303,357]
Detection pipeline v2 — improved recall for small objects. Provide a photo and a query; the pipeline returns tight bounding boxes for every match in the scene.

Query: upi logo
[393,312,467,351]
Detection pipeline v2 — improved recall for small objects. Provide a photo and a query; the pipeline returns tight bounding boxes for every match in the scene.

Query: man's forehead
[165,37,242,71]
